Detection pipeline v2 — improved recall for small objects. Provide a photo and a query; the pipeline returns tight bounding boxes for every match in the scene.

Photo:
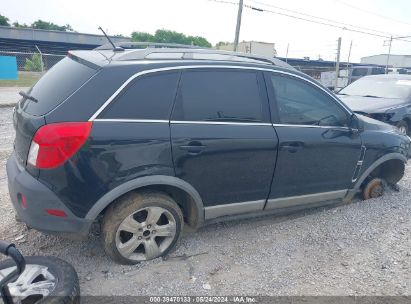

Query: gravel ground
[0,106,410,296]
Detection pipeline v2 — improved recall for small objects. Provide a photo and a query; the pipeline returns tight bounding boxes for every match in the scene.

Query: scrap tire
[0,256,80,304]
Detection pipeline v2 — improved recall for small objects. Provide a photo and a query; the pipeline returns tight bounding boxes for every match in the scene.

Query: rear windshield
[21,57,97,116]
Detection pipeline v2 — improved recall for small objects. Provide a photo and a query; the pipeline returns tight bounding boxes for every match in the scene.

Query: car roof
[362,74,411,80]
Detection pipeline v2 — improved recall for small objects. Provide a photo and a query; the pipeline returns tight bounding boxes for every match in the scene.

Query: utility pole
[285,43,289,63]
[346,40,353,84]
[334,37,342,91]
[234,0,243,52]
[35,45,44,73]
[386,36,393,74]
[384,35,411,73]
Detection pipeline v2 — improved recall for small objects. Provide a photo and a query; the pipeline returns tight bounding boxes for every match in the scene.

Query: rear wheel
[101,191,183,265]
[0,256,79,304]
[397,120,409,135]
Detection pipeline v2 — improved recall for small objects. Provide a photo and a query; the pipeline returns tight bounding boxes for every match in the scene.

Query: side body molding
[345,152,407,200]
[85,175,205,226]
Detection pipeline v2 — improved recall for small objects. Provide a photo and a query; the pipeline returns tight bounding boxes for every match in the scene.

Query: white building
[361,54,411,68]
[216,41,277,58]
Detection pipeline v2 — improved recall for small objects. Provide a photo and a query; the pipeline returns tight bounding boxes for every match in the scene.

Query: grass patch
[0,72,42,87]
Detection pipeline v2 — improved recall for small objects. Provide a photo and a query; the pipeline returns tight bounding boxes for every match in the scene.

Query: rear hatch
[13,56,98,168]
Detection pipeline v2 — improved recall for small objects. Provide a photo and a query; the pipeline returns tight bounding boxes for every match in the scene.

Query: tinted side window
[100,71,180,120]
[172,70,264,122]
[351,68,369,77]
[270,74,348,126]
[371,67,385,75]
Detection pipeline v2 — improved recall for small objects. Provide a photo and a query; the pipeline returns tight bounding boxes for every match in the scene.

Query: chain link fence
[292,65,337,80]
[0,50,65,72]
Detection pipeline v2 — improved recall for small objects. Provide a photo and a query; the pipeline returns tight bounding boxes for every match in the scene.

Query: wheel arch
[345,153,406,201]
[85,175,204,229]
[352,153,406,192]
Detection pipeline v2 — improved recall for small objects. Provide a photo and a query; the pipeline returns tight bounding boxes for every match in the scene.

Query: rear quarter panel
[37,122,174,218]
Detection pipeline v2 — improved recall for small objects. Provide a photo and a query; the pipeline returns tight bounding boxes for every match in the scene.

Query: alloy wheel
[115,206,177,261]
[0,264,56,301]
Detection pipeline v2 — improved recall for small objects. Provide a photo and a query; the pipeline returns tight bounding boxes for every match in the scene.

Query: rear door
[170,68,278,219]
[265,72,362,209]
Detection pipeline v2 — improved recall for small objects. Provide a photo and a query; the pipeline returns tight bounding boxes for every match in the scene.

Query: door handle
[281,142,304,153]
[179,142,206,155]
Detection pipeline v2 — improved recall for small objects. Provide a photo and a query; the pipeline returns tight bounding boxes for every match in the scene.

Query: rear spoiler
[67,51,106,70]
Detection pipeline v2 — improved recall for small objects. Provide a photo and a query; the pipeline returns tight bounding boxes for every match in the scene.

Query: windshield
[339,77,411,99]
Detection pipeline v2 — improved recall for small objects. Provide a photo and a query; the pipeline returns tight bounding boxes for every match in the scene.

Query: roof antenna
[98,26,124,52]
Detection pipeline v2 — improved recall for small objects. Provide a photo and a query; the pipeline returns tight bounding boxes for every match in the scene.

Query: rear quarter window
[99,71,180,120]
[21,57,97,116]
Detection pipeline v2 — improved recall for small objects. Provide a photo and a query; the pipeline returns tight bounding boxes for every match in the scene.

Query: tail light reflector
[28,122,92,169]
[46,209,67,217]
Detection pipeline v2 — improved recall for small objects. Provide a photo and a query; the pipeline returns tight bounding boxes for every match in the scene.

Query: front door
[170,68,278,218]
[265,72,362,208]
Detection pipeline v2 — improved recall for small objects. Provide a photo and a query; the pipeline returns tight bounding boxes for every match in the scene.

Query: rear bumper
[6,153,92,238]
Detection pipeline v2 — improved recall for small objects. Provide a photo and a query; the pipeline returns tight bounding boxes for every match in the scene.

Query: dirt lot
[0,106,410,296]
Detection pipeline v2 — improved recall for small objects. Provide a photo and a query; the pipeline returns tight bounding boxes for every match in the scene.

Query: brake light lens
[28,122,92,169]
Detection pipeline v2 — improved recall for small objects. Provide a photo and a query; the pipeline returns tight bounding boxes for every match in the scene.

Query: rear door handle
[281,142,304,153]
[179,142,206,155]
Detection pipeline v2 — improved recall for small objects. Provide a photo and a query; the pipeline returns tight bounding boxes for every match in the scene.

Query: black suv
[7,44,411,264]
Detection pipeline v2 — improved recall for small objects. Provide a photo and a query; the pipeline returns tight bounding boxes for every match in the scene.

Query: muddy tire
[363,178,385,200]
[101,191,184,265]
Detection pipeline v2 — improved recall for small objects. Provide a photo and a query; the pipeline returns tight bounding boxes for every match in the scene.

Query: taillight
[27,122,92,169]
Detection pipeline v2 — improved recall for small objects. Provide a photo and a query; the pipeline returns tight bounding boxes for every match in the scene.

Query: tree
[0,14,10,26]
[24,54,43,72]
[131,29,211,48]
[189,36,212,48]
[216,41,230,47]
[12,21,29,28]
[131,31,155,42]
[0,15,74,31]
[31,20,74,31]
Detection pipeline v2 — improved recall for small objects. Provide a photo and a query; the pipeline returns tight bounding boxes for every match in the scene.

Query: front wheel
[362,178,385,200]
[0,256,80,304]
[101,191,184,265]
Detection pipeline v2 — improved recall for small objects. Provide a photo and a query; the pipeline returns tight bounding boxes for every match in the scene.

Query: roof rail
[95,42,203,50]
[95,42,293,69]
[121,48,292,68]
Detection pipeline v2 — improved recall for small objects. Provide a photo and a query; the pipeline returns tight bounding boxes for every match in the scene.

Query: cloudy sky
[2,0,411,62]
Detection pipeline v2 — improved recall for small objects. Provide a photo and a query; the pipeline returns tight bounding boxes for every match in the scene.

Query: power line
[205,0,411,43]
[243,3,411,42]
[205,0,238,5]
[244,4,387,38]
[332,0,411,27]
[246,0,397,37]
